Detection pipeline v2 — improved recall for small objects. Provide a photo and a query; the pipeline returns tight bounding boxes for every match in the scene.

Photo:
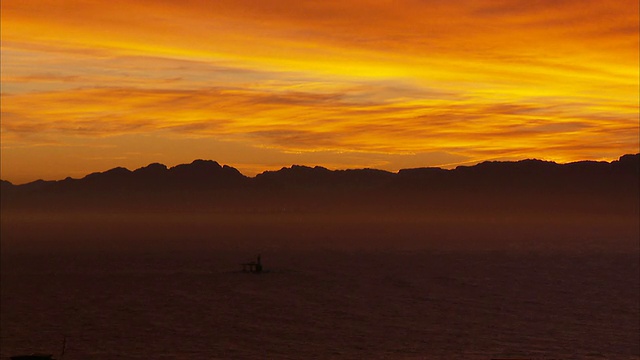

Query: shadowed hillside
[2,155,638,216]
[1,155,638,253]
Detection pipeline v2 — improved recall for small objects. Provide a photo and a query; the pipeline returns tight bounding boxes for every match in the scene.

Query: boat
[241,254,263,273]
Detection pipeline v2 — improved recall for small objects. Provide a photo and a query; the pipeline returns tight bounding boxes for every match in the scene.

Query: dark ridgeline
[1,154,638,218]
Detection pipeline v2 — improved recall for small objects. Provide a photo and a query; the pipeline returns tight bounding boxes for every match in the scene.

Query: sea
[2,246,638,359]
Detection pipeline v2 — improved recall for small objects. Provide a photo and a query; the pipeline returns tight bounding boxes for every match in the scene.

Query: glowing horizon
[2,0,638,184]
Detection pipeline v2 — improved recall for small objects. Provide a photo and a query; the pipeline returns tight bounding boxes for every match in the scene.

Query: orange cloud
[1,0,638,183]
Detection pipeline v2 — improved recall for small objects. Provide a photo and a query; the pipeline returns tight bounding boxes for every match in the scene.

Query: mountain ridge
[2,154,638,187]
[2,154,638,216]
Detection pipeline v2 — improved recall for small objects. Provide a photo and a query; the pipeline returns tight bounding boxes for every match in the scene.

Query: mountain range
[2,154,638,216]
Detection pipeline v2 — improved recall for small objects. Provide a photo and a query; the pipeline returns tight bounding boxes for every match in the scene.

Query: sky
[1,0,638,184]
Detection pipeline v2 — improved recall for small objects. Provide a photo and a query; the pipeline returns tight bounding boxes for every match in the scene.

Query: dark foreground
[2,244,638,359]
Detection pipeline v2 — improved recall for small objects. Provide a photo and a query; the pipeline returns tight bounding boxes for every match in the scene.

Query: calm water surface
[2,248,639,359]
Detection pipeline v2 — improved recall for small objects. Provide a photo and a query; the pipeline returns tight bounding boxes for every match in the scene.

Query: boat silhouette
[241,254,264,273]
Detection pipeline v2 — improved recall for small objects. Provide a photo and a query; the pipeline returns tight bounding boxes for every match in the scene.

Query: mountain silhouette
[1,154,638,216]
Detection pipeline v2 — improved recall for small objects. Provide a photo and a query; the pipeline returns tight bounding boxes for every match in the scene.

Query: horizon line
[2,153,637,186]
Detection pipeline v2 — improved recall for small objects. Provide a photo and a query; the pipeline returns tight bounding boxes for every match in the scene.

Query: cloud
[1,0,638,183]
[2,82,637,158]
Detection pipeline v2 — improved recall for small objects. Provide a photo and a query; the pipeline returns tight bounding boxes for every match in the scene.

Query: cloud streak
[1,0,638,182]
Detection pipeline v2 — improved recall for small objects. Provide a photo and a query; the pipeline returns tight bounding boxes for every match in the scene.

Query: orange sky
[1,0,638,184]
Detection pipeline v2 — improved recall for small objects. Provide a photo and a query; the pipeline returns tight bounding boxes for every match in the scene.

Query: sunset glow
[2,0,638,183]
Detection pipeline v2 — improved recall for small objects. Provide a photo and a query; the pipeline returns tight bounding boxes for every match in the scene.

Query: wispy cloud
[1,0,638,182]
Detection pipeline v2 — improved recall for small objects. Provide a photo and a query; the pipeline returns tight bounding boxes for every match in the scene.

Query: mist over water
[2,212,639,359]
